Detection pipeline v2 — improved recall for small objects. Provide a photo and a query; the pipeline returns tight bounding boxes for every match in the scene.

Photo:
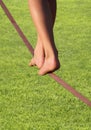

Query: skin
[28,0,60,75]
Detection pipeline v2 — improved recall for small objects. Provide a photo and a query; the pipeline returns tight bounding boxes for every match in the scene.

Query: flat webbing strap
[0,0,91,107]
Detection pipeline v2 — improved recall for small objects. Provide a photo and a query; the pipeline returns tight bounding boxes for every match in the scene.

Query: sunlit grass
[0,0,91,129]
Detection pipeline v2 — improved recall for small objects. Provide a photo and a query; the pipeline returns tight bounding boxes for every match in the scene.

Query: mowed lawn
[0,0,91,129]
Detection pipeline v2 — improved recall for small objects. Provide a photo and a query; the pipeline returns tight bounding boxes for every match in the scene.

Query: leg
[29,0,57,68]
[48,0,57,26]
[29,34,44,68]
[28,0,60,75]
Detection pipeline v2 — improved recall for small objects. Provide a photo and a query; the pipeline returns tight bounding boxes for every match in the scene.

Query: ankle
[45,47,58,59]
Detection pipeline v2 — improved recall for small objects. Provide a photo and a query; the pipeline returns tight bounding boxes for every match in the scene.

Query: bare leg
[29,34,44,68]
[28,0,60,75]
[48,0,57,25]
[29,0,57,68]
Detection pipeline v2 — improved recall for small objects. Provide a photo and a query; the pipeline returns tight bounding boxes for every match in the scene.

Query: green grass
[0,0,91,129]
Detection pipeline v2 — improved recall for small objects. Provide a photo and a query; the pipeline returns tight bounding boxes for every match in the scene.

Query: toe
[29,58,36,66]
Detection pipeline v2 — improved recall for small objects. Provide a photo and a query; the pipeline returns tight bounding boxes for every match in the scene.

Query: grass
[0,0,91,129]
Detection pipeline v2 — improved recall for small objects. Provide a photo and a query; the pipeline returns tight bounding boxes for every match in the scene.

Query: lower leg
[48,0,57,25]
[29,34,44,68]
[28,0,60,75]
[29,0,57,68]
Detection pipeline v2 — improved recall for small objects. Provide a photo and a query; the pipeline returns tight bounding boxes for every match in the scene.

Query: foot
[38,54,60,75]
[29,42,44,68]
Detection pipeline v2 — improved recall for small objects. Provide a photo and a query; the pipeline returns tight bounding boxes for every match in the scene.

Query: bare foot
[38,54,60,75]
[29,42,44,68]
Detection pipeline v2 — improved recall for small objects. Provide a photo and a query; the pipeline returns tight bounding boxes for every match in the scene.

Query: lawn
[0,0,91,130]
